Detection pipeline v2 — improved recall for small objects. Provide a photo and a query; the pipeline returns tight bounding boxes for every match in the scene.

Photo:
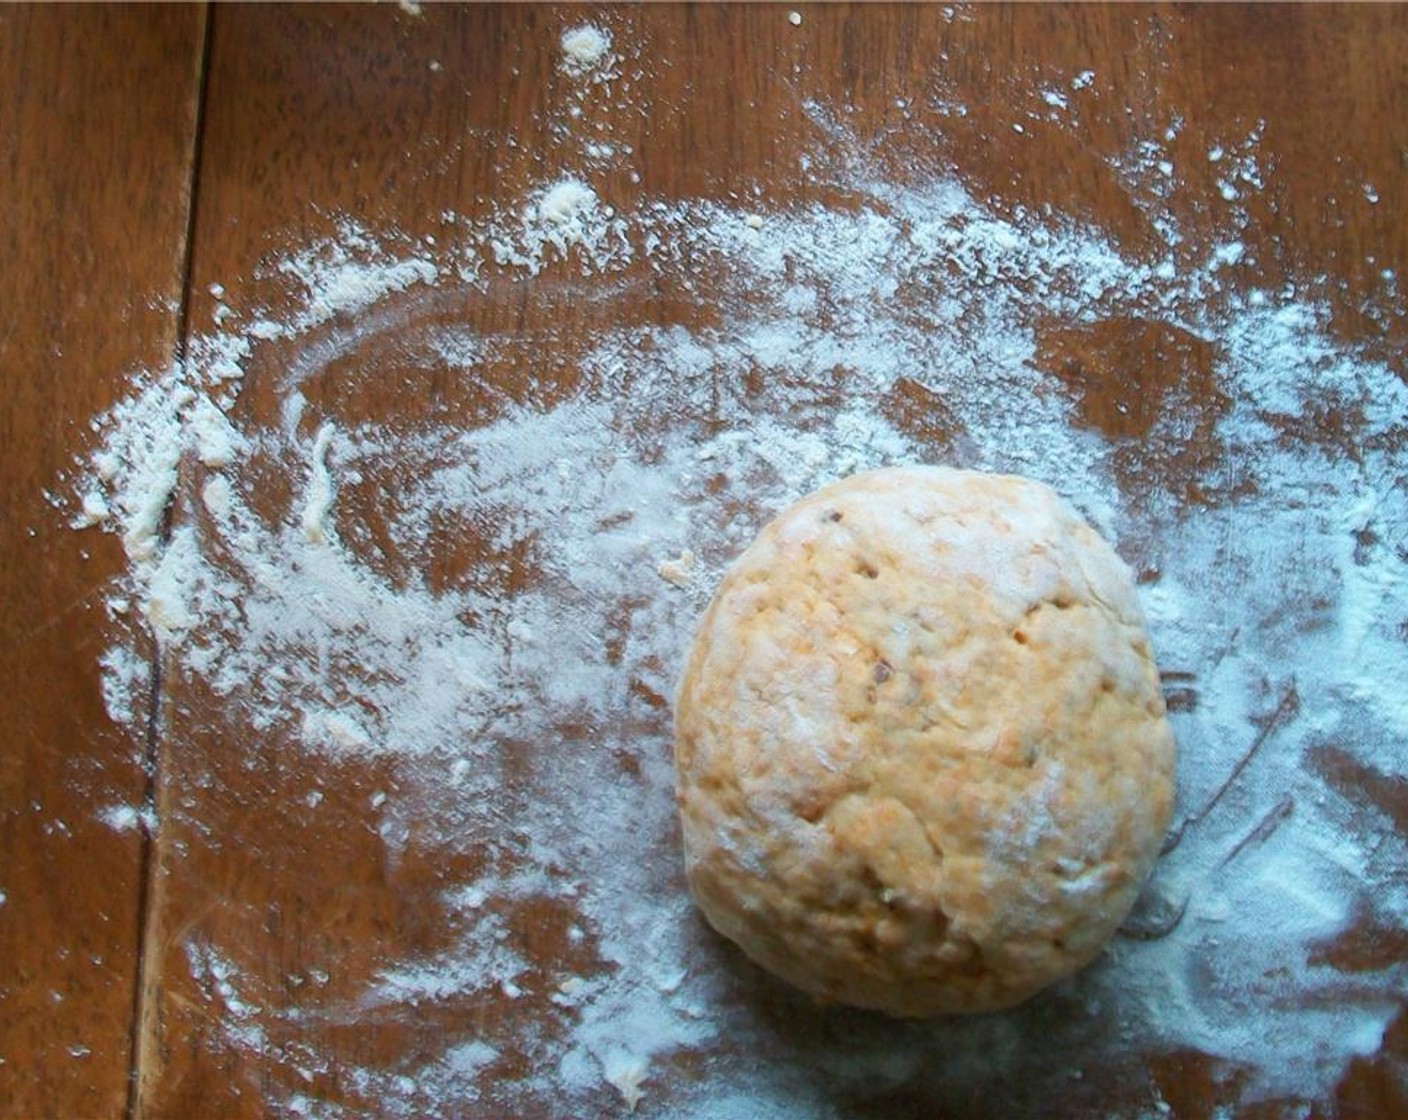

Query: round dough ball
[673,466,1175,1016]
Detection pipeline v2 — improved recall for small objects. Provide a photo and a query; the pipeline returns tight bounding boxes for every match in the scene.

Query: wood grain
[5,3,1404,1117]
[0,5,207,1118]
[143,5,1408,1117]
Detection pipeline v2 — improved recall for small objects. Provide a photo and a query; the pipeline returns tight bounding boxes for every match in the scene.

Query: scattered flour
[602,1051,649,1111]
[485,178,627,275]
[560,25,612,78]
[300,423,338,544]
[97,804,153,834]
[71,490,110,529]
[60,25,1408,1120]
[266,222,438,339]
[536,179,600,236]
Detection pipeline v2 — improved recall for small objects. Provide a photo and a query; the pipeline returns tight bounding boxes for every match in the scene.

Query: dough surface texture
[673,466,1176,1016]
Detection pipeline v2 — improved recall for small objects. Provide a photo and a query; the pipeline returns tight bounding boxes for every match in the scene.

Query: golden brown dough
[674,466,1175,1016]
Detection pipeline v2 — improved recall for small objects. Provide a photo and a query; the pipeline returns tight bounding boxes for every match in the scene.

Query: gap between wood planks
[126,6,215,1117]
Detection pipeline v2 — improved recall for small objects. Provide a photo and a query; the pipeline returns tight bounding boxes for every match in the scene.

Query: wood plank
[0,5,207,1117]
[137,4,1408,1117]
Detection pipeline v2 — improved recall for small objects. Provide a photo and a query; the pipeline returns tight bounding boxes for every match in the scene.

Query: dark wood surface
[4,5,1406,1117]
[0,6,207,1117]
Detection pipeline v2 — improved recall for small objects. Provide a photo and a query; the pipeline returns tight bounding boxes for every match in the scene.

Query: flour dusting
[61,20,1408,1120]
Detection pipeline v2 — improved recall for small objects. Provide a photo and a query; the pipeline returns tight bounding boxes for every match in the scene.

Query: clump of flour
[560,24,613,79]
[64,43,1408,1120]
[482,178,628,276]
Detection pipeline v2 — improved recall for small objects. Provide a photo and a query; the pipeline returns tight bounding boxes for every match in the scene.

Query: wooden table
[3,5,1406,1117]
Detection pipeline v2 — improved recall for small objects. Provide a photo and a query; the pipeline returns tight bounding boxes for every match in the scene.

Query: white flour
[560,25,613,79]
[60,15,1408,1119]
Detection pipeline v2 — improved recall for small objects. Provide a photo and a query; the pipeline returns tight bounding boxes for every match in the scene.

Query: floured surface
[52,8,1408,1117]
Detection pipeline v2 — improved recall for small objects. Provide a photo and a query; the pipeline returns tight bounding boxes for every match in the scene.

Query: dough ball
[673,466,1175,1016]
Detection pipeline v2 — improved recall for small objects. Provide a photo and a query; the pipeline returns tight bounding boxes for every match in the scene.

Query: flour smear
[63,16,1407,1119]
